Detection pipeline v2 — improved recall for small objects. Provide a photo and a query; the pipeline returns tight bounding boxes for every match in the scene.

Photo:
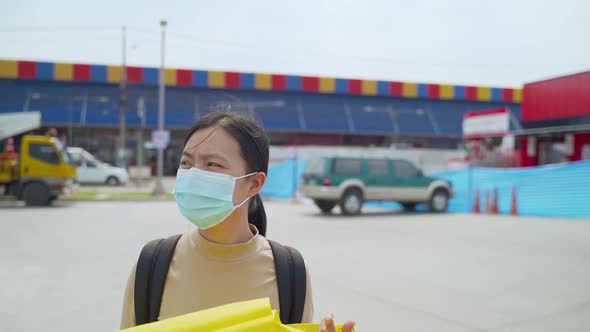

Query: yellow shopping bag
[121,298,353,332]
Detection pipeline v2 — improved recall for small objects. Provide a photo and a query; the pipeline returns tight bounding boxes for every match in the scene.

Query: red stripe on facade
[389,81,402,96]
[502,88,514,102]
[18,61,37,79]
[465,86,477,100]
[302,76,319,92]
[272,74,286,90]
[349,79,362,94]
[126,66,143,83]
[73,64,91,81]
[427,84,440,98]
[464,107,508,119]
[176,69,193,86]
[225,72,240,88]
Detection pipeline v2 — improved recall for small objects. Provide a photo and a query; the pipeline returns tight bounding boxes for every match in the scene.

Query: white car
[66,147,129,185]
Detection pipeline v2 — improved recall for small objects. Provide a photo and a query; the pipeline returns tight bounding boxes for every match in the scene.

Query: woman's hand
[318,313,355,332]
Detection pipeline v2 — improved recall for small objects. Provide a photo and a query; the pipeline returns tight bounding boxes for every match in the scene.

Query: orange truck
[0,112,76,206]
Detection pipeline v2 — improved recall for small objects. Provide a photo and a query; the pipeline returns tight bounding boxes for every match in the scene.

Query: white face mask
[172,167,257,229]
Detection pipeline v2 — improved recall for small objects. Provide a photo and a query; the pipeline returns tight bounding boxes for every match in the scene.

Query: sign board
[463,108,510,138]
[151,130,170,149]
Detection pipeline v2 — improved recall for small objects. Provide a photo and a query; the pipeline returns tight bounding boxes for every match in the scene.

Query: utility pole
[118,25,128,167]
[153,19,167,195]
[136,97,146,167]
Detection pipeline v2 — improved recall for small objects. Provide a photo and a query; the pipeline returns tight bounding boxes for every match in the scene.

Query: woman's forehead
[184,127,241,157]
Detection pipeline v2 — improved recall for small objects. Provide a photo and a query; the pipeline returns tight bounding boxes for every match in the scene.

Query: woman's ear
[248,172,266,196]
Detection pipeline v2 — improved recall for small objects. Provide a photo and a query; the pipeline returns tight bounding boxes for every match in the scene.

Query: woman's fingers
[318,313,334,332]
[318,313,355,332]
[342,320,356,332]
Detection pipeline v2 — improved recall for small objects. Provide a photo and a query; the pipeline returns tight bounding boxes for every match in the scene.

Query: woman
[120,112,354,332]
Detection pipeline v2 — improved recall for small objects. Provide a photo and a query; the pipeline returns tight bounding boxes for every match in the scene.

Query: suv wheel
[429,189,449,213]
[314,200,337,214]
[106,176,120,186]
[340,188,363,216]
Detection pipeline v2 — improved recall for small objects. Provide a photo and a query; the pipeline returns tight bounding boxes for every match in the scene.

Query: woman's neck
[199,208,254,244]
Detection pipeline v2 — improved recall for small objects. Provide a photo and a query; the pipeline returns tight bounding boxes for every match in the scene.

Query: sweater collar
[189,224,265,262]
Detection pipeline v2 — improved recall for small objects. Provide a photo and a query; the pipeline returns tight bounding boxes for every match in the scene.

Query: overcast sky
[1,0,589,88]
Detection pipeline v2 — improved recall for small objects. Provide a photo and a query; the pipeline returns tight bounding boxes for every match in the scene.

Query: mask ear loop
[233,171,259,209]
[235,172,258,180]
[234,195,251,208]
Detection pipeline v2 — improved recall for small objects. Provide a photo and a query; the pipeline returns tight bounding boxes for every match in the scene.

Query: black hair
[183,112,269,236]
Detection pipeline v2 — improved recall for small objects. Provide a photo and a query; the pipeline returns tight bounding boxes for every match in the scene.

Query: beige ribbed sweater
[120,226,313,328]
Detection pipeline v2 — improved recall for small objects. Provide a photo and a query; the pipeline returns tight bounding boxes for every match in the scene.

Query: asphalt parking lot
[1,200,589,332]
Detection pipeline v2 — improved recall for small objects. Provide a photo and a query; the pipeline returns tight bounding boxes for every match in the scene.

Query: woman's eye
[180,160,191,167]
[207,162,222,168]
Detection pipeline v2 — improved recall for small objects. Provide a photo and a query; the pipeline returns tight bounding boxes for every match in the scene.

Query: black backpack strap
[286,246,307,324]
[134,234,182,326]
[134,238,162,326]
[268,240,307,324]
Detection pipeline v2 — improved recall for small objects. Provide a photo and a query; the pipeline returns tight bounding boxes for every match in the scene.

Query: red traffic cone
[4,137,17,161]
[473,187,481,213]
[5,137,14,152]
[510,186,519,216]
[492,187,499,214]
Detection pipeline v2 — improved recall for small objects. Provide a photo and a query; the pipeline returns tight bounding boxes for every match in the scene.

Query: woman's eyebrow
[201,153,229,163]
[182,150,194,159]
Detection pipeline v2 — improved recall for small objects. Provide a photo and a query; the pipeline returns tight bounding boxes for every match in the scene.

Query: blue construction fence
[260,159,308,199]
[435,160,590,218]
[261,159,590,218]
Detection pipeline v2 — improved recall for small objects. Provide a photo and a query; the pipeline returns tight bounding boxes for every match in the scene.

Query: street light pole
[153,19,167,195]
[136,97,146,167]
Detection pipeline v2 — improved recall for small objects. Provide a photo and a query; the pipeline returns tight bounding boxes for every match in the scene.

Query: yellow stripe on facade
[165,69,177,86]
[477,87,492,101]
[513,88,522,102]
[0,60,18,78]
[208,71,225,88]
[361,80,377,95]
[439,84,454,99]
[402,82,418,97]
[319,77,335,93]
[54,63,73,81]
[107,66,121,83]
[255,73,272,90]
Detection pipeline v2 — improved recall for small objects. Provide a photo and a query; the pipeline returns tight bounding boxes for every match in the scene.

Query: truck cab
[0,112,77,206]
